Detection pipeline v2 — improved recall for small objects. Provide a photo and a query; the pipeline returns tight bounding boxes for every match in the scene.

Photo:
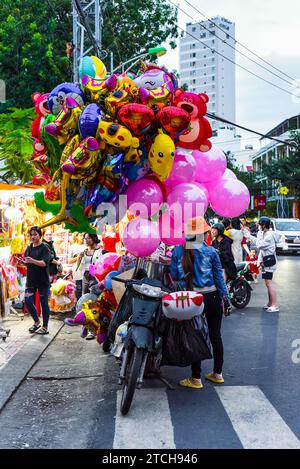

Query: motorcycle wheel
[120,346,144,415]
[230,279,251,309]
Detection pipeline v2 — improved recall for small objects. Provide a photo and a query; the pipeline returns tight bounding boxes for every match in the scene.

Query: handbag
[262,254,276,267]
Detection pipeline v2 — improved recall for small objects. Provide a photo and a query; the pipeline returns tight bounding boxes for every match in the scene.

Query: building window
[192,27,196,32]
[212,67,215,71]
[192,79,196,84]
[212,40,215,44]
[204,63,206,67]
[209,31,215,36]
[226,33,230,39]
[204,72,206,76]
[190,43,196,49]
[212,85,215,89]
[200,33,206,38]
[212,75,215,81]
[212,93,215,98]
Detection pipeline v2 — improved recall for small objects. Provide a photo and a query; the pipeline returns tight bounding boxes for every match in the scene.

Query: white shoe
[254,279,258,284]
[86,331,96,340]
[263,304,270,309]
[266,306,280,313]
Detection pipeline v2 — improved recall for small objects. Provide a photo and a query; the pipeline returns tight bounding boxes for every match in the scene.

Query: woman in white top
[256,217,280,313]
[75,233,104,295]
[224,218,245,264]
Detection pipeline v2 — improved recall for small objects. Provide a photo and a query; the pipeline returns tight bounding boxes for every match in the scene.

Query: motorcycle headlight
[132,283,167,298]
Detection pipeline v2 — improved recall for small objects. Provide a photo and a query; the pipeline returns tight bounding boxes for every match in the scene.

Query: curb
[0,320,64,413]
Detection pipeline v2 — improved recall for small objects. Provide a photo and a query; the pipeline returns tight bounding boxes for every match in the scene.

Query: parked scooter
[227,262,253,309]
[110,276,169,415]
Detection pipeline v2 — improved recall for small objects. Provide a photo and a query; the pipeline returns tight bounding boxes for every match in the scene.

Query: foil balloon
[123,219,160,257]
[45,96,82,145]
[48,82,85,115]
[82,74,117,103]
[118,103,155,137]
[79,55,107,81]
[156,107,190,141]
[79,103,104,138]
[148,131,175,181]
[89,253,121,282]
[209,178,250,218]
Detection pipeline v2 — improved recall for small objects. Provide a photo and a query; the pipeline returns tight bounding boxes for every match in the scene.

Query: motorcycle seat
[235,262,246,272]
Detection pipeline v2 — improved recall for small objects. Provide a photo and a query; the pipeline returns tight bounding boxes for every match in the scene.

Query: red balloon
[118,103,155,136]
[156,106,190,140]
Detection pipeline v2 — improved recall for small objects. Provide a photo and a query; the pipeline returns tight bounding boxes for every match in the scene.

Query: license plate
[293,238,300,244]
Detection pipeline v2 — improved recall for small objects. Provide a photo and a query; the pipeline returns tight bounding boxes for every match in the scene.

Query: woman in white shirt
[224,218,244,264]
[76,233,104,295]
[256,217,280,313]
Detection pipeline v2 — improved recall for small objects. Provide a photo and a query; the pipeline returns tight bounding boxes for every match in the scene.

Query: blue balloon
[105,270,121,290]
[48,82,86,115]
[79,103,104,138]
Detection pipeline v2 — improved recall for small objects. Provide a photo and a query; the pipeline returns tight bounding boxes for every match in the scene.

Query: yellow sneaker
[179,378,204,389]
[205,372,224,384]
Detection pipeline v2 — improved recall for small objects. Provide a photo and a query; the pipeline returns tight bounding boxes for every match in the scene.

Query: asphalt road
[0,257,299,449]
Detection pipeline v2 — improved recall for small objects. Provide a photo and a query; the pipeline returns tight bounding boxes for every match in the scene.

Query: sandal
[35,327,49,335]
[179,378,204,389]
[29,324,41,333]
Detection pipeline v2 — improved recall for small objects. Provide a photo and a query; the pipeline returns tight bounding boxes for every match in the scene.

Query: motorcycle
[110,276,170,415]
[227,262,253,309]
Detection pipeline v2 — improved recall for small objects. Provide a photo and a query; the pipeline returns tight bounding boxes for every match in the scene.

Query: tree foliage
[0,107,36,183]
[264,131,300,198]
[0,0,178,108]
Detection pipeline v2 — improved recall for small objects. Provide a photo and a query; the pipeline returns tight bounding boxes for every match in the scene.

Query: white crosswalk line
[215,386,300,449]
[113,389,176,449]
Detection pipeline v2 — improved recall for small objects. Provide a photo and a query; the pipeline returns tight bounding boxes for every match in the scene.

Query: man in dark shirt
[24,226,51,335]
[212,223,237,281]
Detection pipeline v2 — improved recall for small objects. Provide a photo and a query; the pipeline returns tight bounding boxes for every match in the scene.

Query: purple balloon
[167,182,208,220]
[164,149,197,188]
[79,103,104,138]
[125,177,163,217]
[209,178,250,218]
[123,219,160,257]
[223,168,237,179]
[159,212,185,246]
[193,146,227,183]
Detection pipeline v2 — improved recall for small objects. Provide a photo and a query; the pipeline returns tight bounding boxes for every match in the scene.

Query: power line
[169,0,294,88]
[181,0,297,84]
[206,112,297,147]
[176,22,299,100]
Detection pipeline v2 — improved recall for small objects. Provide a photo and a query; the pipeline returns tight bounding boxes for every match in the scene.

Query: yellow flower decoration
[279,186,289,196]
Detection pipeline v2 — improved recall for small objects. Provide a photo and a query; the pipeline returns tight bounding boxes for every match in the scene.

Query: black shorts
[262,271,273,280]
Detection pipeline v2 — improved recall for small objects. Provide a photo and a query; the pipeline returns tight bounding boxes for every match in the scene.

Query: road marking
[113,388,175,449]
[215,386,300,449]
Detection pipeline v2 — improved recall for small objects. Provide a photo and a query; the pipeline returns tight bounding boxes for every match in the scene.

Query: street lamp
[111,46,167,74]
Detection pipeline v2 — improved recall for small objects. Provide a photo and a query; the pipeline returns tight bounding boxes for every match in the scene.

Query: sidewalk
[0,315,64,412]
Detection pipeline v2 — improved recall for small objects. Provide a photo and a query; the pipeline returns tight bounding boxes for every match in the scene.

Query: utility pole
[72,0,102,82]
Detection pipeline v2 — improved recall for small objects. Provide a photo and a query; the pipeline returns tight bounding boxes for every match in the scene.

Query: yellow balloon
[91,56,107,79]
[148,131,175,181]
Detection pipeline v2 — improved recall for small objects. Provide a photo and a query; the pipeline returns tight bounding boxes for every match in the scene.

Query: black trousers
[191,291,224,378]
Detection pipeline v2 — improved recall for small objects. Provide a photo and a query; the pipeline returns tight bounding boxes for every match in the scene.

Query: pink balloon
[89,253,121,280]
[164,149,197,189]
[192,182,210,204]
[125,177,163,217]
[209,178,250,218]
[223,168,237,179]
[167,182,208,221]
[159,212,185,246]
[123,219,160,257]
[193,146,227,183]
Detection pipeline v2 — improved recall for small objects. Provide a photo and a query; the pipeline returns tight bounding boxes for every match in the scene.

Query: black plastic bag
[107,288,133,342]
[161,315,212,367]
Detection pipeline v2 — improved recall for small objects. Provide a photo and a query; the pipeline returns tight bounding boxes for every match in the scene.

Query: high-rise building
[179,16,236,136]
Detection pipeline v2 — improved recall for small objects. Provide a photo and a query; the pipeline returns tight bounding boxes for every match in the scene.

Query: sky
[157,0,300,148]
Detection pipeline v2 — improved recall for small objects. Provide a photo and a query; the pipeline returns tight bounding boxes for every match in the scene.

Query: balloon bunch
[30,54,250,250]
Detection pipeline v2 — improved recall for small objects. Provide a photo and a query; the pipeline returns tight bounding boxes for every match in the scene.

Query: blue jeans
[25,286,50,328]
